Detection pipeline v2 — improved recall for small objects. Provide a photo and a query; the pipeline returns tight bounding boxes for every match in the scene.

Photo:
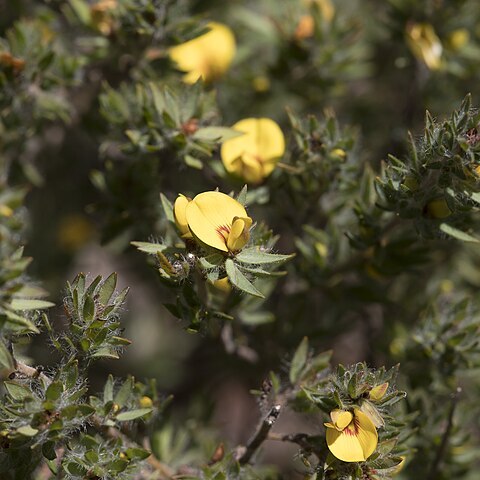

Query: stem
[12,360,52,388]
[238,405,281,464]
[427,387,461,480]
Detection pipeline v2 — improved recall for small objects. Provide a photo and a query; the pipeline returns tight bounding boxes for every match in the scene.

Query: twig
[427,387,461,480]
[237,405,281,464]
[11,360,52,388]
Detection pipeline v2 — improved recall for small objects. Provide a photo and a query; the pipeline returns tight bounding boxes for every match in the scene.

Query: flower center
[343,418,360,436]
[216,225,231,243]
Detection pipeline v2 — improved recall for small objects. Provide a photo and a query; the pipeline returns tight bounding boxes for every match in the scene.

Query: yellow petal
[227,216,252,252]
[174,195,191,236]
[406,23,442,70]
[221,118,285,183]
[326,409,378,462]
[369,382,389,402]
[330,409,353,430]
[169,22,236,84]
[185,191,248,252]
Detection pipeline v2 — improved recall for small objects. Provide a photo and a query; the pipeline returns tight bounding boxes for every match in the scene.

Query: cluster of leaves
[0,274,166,479]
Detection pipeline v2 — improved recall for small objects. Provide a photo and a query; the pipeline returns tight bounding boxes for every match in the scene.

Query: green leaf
[192,126,243,142]
[17,425,38,437]
[104,374,114,402]
[237,185,248,205]
[160,193,175,223]
[440,223,480,243]
[124,447,151,460]
[83,296,95,322]
[0,341,14,370]
[235,247,295,265]
[239,311,275,325]
[131,241,168,254]
[46,381,64,402]
[116,408,152,421]
[114,376,133,407]
[68,0,91,24]
[98,273,117,305]
[225,259,264,298]
[42,441,57,460]
[4,381,33,401]
[290,337,309,384]
[184,155,204,169]
[9,299,55,310]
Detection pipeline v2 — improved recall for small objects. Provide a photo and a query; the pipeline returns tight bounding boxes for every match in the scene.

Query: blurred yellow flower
[426,198,451,218]
[221,118,285,184]
[211,276,232,293]
[406,23,443,70]
[174,191,252,253]
[324,409,378,462]
[295,15,315,40]
[304,0,335,23]
[57,214,95,252]
[90,0,117,35]
[448,29,469,51]
[169,22,236,84]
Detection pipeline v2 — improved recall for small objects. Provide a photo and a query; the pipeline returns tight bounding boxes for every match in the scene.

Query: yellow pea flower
[169,22,236,84]
[295,15,315,41]
[174,191,252,253]
[406,23,443,70]
[221,118,285,184]
[448,29,469,51]
[324,409,378,462]
[211,276,232,293]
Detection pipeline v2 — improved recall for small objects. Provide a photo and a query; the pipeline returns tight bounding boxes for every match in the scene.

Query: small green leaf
[440,223,480,243]
[17,425,38,437]
[124,447,151,460]
[160,193,175,222]
[236,185,248,205]
[114,376,133,407]
[184,155,204,169]
[98,273,117,306]
[225,259,264,298]
[131,241,168,254]
[0,341,14,370]
[83,296,95,322]
[46,381,64,402]
[290,337,309,384]
[42,441,57,460]
[4,381,33,401]
[104,374,114,402]
[192,126,243,142]
[9,299,55,310]
[235,247,295,265]
[116,408,152,421]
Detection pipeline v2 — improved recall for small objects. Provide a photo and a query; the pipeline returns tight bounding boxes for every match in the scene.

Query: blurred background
[2,0,480,476]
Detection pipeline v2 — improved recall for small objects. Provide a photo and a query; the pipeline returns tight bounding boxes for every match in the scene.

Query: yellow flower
[406,23,443,70]
[169,22,236,84]
[221,118,285,184]
[324,409,378,462]
[295,15,315,40]
[425,198,451,219]
[90,0,117,35]
[174,191,252,253]
[447,29,469,51]
[211,276,232,293]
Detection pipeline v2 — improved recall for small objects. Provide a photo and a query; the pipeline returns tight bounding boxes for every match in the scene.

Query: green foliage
[1,0,480,479]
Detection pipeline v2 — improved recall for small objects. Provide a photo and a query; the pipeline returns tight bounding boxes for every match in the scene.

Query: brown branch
[236,405,281,464]
[11,360,52,388]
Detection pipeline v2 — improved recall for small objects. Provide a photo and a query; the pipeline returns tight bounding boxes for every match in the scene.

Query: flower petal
[185,192,248,252]
[353,409,378,460]
[330,409,353,430]
[326,425,366,462]
[174,194,191,236]
[169,22,236,84]
[227,216,252,251]
[221,118,285,183]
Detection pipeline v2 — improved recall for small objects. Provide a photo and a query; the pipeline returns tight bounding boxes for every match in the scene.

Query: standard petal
[353,409,378,460]
[185,192,248,252]
[255,118,285,172]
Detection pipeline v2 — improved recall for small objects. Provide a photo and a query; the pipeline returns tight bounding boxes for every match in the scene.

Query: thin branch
[11,360,52,387]
[427,387,461,480]
[237,405,281,464]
